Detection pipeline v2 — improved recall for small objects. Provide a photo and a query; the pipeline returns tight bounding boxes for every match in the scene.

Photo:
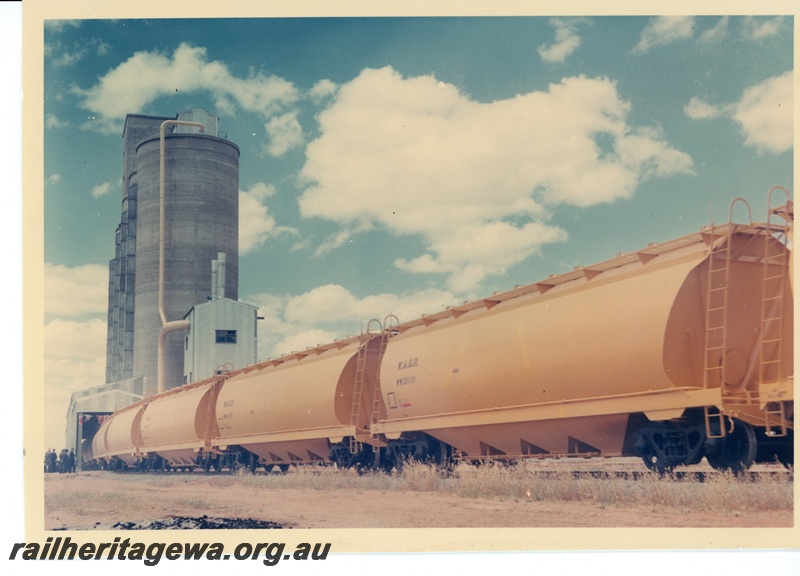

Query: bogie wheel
[640,449,674,475]
[706,419,757,474]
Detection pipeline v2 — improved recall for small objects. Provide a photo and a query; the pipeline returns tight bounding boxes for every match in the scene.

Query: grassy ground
[228,460,793,514]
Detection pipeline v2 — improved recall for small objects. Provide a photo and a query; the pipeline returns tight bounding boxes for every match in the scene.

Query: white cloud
[44,318,107,448]
[684,97,724,120]
[313,223,374,257]
[685,72,792,155]
[538,18,583,63]
[733,71,792,154]
[91,181,113,198]
[239,182,298,255]
[74,43,299,134]
[309,79,338,104]
[47,38,112,69]
[44,263,108,316]
[299,67,692,291]
[633,16,694,53]
[53,47,87,68]
[45,318,107,360]
[249,284,457,358]
[699,16,729,44]
[264,111,304,156]
[45,173,61,187]
[45,114,67,129]
[394,221,567,293]
[742,16,784,41]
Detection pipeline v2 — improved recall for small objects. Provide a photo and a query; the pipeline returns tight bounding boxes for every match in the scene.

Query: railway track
[93,465,793,483]
[526,469,793,482]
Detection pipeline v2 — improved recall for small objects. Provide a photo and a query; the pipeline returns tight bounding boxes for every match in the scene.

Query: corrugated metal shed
[183,298,258,384]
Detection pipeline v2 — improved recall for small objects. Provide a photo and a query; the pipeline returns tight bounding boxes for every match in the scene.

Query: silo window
[216,330,237,344]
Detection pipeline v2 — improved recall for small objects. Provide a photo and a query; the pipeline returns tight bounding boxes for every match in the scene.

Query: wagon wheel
[706,419,756,474]
[640,445,674,475]
[248,454,258,473]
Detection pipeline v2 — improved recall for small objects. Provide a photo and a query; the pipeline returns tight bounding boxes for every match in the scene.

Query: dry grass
[229,460,793,514]
[49,461,791,520]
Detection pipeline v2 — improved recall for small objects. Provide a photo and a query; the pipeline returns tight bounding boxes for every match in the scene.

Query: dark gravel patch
[57,516,286,530]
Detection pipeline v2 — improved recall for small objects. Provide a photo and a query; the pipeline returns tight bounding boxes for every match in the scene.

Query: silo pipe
[157,120,205,394]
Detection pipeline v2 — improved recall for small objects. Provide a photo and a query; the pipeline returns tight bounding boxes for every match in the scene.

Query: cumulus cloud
[44,263,108,316]
[91,181,113,198]
[684,97,723,120]
[733,72,793,154]
[239,182,298,254]
[44,318,107,448]
[299,67,692,291]
[250,284,457,358]
[264,111,304,156]
[633,16,695,53]
[538,18,584,63]
[45,318,108,360]
[685,72,792,155]
[74,43,299,134]
[309,79,338,104]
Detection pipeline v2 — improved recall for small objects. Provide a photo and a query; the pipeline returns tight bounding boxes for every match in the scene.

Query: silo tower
[129,110,240,393]
[73,109,248,460]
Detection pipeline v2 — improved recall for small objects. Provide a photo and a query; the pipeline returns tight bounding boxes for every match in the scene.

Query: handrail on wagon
[767,185,792,222]
[729,197,753,226]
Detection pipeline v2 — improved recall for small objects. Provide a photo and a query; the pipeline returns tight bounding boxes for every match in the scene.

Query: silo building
[68,109,258,459]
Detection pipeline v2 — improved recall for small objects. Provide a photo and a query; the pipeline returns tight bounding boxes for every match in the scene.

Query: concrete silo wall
[132,133,240,392]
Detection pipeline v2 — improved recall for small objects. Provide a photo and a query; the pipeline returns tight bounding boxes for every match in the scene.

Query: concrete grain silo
[131,117,240,393]
[71,109,252,458]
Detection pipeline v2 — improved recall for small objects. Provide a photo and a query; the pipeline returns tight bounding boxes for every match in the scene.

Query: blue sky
[41,15,793,448]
